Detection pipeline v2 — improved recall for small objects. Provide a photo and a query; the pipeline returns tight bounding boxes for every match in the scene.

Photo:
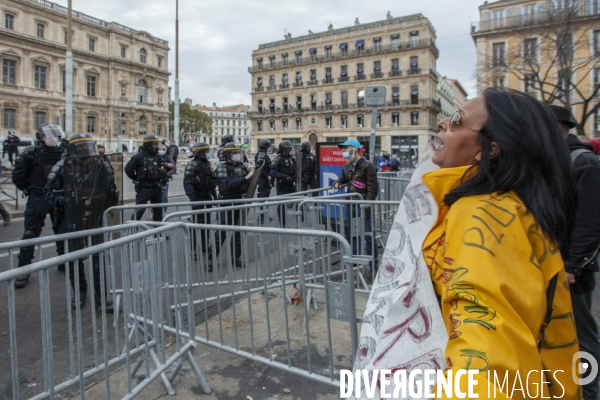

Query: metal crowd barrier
[377,170,413,202]
[0,223,210,399]
[136,222,364,389]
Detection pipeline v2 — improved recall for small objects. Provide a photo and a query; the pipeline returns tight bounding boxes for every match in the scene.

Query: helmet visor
[281,146,293,156]
[38,125,64,141]
[70,139,98,157]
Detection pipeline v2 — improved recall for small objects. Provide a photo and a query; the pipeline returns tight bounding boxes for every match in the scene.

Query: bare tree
[479,0,600,135]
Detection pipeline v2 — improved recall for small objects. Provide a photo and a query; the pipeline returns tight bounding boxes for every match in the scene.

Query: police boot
[14,259,31,289]
[206,250,214,272]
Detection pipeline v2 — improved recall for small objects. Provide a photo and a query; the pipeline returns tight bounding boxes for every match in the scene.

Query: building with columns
[248,12,441,162]
[0,0,170,150]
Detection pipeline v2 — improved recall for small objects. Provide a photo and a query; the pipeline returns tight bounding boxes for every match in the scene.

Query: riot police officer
[255,139,272,225]
[210,142,253,269]
[12,123,66,288]
[184,142,217,266]
[299,141,317,192]
[45,133,120,310]
[217,134,248,164]
[125,134,171,221]
[270,140,296,226]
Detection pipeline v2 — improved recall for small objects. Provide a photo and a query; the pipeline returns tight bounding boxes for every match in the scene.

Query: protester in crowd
[159,144,176,213]
[6,130,20,166]
[376,151,390,172]
[587,138,600,156]
[421,88,578,397]
[0,159,11,226]
[550,105,600,400]
[332,139,379,273]
[169,140,179,167]
[390,154,400,171]
[122,144,128,153]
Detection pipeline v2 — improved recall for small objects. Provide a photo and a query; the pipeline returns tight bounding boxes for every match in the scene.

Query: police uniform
[125,141,168,221]
[270,147,296,225]
[184,150,217,255]
[300,151,317,192]
[211,146,250,268]
[45,134,119,309]
[12,139,65,286]
[6,133,20,166]
[254,149,271,199]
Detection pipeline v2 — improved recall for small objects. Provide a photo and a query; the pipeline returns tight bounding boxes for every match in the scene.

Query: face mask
[44,136,59,148]
[206,153,211,160]
[342,151,352,160]
[158,150,166,156]
[231,154,242,163]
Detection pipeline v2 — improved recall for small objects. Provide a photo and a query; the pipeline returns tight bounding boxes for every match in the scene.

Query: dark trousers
[134,184,163,221]
[63,233,109,302]
[571,271,600,400]
[191,202,212,253]
[7,149,18,166]
[257,179,271,199]
[0,201,9,220]
[301,175,317,192]
[344,204,378,272]
[19,196,61,266]
[276,183,295,226]
[213,203,243,260]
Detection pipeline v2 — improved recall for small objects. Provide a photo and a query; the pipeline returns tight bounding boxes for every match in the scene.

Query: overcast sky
[54,0,484,107]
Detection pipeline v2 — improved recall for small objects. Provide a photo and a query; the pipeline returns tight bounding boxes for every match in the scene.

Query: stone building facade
[0,0,170,150]
[192,103,251,148]
[248,13,441,161]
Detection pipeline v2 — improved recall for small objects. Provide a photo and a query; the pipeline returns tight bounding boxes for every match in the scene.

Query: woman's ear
[489,142,500,159]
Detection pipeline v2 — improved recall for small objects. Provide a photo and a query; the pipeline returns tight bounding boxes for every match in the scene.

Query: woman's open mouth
[433,136,445,150]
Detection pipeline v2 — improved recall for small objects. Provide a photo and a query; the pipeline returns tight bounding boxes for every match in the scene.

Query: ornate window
[140,48,147,63]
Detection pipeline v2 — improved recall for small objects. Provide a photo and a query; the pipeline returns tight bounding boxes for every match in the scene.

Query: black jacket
[565,134,600,275]
[335,157,378,201]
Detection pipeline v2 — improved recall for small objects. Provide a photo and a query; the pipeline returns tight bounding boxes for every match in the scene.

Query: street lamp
[65,0,73,137]
[173,0,180,146]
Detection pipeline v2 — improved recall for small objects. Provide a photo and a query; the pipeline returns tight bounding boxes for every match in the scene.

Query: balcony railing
[472,7,600,34]
[307,80,319,86]
[267,85,276,91]
[338,76,350,83]
[280,83,290,89]
[322,77,334,84]
[254,86,264,92]
[248,38,439,72]
[293,81,304,87]
[355,74,367,81]
[389,70,402,77]
[407,68,421,75]
[371,72,384,79]
[247,98,442,117]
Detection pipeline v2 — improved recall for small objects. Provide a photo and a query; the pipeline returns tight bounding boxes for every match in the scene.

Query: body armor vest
[221,162,250,197]
[193,160,215,195]
[302,153,316,174]
[136,154,166,181]
[28,146,64,184]
[279,155,296,176]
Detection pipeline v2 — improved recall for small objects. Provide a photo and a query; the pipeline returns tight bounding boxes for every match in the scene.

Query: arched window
[140,48,147,63]
[138,79,147,103]
[139,115,147,135]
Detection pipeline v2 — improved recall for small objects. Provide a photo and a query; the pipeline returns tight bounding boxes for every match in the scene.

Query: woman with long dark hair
[423,88,579,398]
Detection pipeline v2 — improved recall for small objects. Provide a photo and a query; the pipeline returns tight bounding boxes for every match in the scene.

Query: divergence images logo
[572,351,599,385]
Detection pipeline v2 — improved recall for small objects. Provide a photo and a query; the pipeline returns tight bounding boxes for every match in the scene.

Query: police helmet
[300,141,312,153]
[68,133,98,157]
[8,129,15,136]
[142,134,160,155]
[221,135,236,146]
[258,139,272,150]
[36,123,64,147]
[278,140,294,156]
[223,142,243,163]
[191,142,210,158]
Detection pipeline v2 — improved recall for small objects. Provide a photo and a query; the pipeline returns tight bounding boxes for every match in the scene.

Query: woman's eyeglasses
[449,110,480,134]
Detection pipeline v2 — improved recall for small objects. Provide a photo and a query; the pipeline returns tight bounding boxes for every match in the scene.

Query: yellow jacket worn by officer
[422,166,580,399]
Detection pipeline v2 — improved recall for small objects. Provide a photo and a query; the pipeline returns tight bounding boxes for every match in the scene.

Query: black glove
[284,176,295,183]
